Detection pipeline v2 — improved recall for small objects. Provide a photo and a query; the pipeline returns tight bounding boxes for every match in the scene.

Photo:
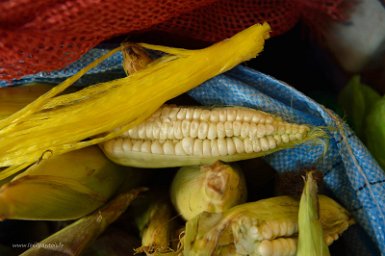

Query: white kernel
[226,138,236,155]
[198,122,209,140]
[122,138,133,152]
[182,137,194,155]
[152,121,161,138]
[181,120,191,137]
[226,108,237,121]
[200,109,211,121]
[260,137,270,151]
[150,141,163,154]
[128,127,138,138]
[218,109,227,122]
[159,122,169,140]
[176,108,187,120]
[267,136,277,149]
[211,140,219,156]
[132,140,142,152]
[251,112,262,123]
[217,138,227,155]
[193,139,203,156]
[252,139,261,152]
[163,140,175,155]
[217,122,226,139]
[243,110,254,122]
[192,108,201,120]
[232,121,242,137]
[249,123,258,139]
[111,139,123,155]
[241,122,250,138]
[185,108,194,120]
[281,134,290,143]
[233,137,245,153]
[256,124,266,138]
[224,121,233,137]
[274,135,282,145]
[244,138,253,153]
[140,141,151,153]
[289,134,298,141]
[207,123,217,140]
[258,240,273,256]
[173,120,183,139]
[202,140,211,156]
[190,120,199,138]
[145,123,153,139]
[209,109,219,122]
[175,142,185,155]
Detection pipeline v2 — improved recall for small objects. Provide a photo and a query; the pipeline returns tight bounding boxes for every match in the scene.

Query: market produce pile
[0,11,384,256]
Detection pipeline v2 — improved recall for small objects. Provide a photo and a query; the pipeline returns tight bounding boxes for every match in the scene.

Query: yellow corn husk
[0,23,271,179]
[297,171,330,256]
[170,161,247,220]
[183,195,354,256]
[19,188,145,256]
[101,105,326,168]
[0,83,52,119]
[0,146,138,220]
[131,188,176,255]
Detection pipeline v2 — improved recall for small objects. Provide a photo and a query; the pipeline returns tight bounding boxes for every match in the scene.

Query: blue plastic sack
[1,50,384,255]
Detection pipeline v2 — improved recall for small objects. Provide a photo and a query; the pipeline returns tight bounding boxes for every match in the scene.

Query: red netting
[0,0,349,80]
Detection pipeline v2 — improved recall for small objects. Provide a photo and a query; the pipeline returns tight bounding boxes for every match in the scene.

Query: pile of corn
[0,23,355,255]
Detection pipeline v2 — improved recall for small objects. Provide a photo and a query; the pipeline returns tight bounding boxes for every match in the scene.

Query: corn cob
[0,23,271,179]
[101,105,324,168]
[0,146,136,220]
[183,195,354,256]
[170,161,247,220]
[132,188,176,255]
[20,188,145,256]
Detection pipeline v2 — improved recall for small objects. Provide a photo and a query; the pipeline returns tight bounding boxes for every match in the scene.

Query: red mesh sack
[0,0,349,80]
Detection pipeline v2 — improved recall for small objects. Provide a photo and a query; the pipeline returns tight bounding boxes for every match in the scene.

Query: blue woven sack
[1,49,384,256]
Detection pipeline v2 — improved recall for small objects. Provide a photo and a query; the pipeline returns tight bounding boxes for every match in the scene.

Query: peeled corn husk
[170,161,247,220]
[0,23,271,179]
[183,195,354,256]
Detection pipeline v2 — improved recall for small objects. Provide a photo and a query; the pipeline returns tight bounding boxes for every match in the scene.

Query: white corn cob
[101,105,320,168]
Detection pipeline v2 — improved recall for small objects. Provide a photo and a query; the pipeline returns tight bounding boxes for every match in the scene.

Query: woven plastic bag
[2,49,384,255]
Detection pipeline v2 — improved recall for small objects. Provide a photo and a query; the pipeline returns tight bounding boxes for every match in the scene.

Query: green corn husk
[338,75,381,139]
[297,171,330,256]
[0,146,135,220]
[19,188,145,256]
[170,161,247,220]
[365,97,385,170]
[183,195,354,256]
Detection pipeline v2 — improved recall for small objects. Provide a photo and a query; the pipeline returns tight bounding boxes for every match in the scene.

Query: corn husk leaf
[19,188,145,256]
[297,171,330,256]
[0,23,271,179]
[0,146,132,220]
